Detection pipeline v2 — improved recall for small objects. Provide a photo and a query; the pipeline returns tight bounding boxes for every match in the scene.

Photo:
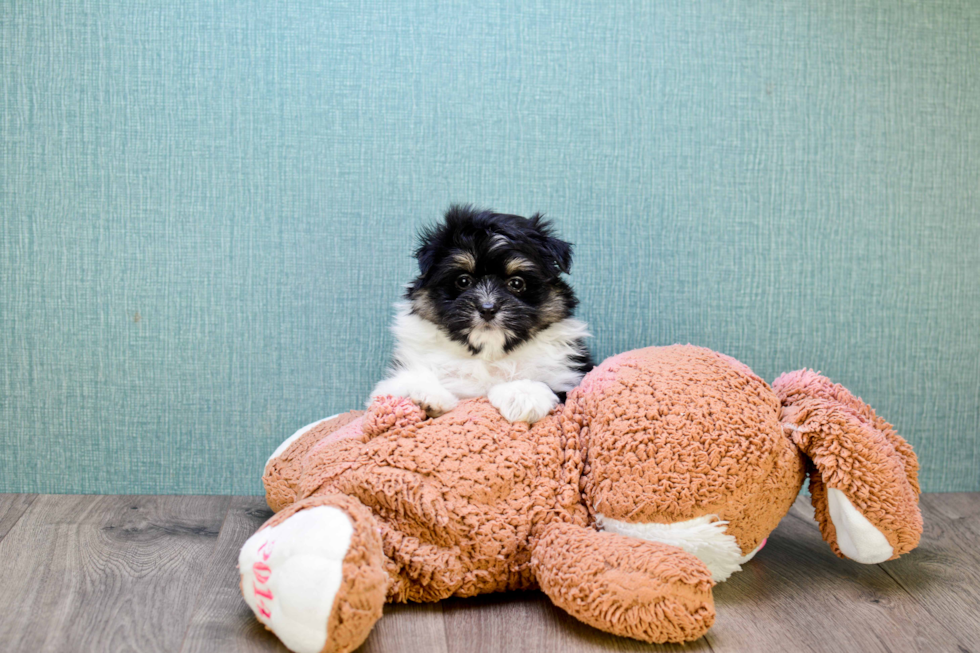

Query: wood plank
[0,493,36,541]
[0,494,229,653]
[359,602,449,653]
[877,492,980,643]
[180,496,288,653]
[704,497,969,653]
[442,590,712,653]
[5,493,976,653]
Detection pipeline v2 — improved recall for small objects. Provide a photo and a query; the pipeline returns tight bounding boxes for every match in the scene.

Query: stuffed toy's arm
[773,370,922,563]
[530,520,715,644]
[264,397,427,514]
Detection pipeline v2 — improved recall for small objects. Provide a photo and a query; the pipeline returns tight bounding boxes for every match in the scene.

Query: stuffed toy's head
[241,345,922,653]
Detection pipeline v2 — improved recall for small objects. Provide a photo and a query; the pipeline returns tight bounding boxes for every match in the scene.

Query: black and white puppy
[370,205,593,423]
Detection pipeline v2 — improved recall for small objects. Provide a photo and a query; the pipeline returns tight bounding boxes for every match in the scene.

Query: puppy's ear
[414,241,436,276]
[543,235,573,274]
[413,224,440,276]
[414,204,475,276]
[530,213,573,275]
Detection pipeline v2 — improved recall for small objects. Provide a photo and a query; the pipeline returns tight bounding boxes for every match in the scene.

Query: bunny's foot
[240,495,388,653]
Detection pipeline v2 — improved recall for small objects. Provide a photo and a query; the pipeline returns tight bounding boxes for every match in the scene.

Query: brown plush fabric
[773,369,922,559]
[245,345,923,650]
[264,411,365,513]
[362,395,428,439]
[292,397,589,602]
[566,345,805,553]
[531,520,715,643]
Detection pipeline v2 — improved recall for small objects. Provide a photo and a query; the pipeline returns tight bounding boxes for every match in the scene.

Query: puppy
[370,205,593,423]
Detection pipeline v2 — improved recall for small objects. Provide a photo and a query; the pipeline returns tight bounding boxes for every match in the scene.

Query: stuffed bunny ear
[363,395,428,439]
[772,370,922,563]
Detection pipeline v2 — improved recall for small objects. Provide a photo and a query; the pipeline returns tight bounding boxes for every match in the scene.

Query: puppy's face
[407,206,579,356]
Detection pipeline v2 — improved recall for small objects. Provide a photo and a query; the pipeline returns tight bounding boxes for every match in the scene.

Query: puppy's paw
[409,386,458,418]
[488,380,559,424]
[370,371,458,418]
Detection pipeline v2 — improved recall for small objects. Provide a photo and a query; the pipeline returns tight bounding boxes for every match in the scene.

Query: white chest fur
[387,303,589,397]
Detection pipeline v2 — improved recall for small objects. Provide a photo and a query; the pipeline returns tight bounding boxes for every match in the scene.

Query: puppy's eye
[455,274,474,290]
[506,277,526,293]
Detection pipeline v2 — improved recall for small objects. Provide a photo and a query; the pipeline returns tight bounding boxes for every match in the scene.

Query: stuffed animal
[239,345,922,653]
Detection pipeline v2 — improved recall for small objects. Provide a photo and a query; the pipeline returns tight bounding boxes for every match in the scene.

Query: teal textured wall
[2,1,978,495]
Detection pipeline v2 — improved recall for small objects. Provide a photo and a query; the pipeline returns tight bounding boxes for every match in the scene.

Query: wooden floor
[0,493,976,653]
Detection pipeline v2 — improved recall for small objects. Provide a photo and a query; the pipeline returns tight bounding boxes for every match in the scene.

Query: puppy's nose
[479,301,499,320]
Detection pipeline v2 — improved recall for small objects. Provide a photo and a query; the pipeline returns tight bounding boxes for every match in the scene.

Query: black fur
[407,205,594,376]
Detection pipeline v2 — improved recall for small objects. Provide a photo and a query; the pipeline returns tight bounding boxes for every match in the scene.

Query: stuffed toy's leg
[773,370,922,563]
[239,494,389,653]
[530,520,715,643]
[263,412,367,512]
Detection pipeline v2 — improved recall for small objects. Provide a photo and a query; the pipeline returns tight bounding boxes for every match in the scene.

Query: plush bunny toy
[240,345,922,653]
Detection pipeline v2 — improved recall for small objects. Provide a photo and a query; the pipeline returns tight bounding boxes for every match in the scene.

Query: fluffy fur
[370,205,593,423]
